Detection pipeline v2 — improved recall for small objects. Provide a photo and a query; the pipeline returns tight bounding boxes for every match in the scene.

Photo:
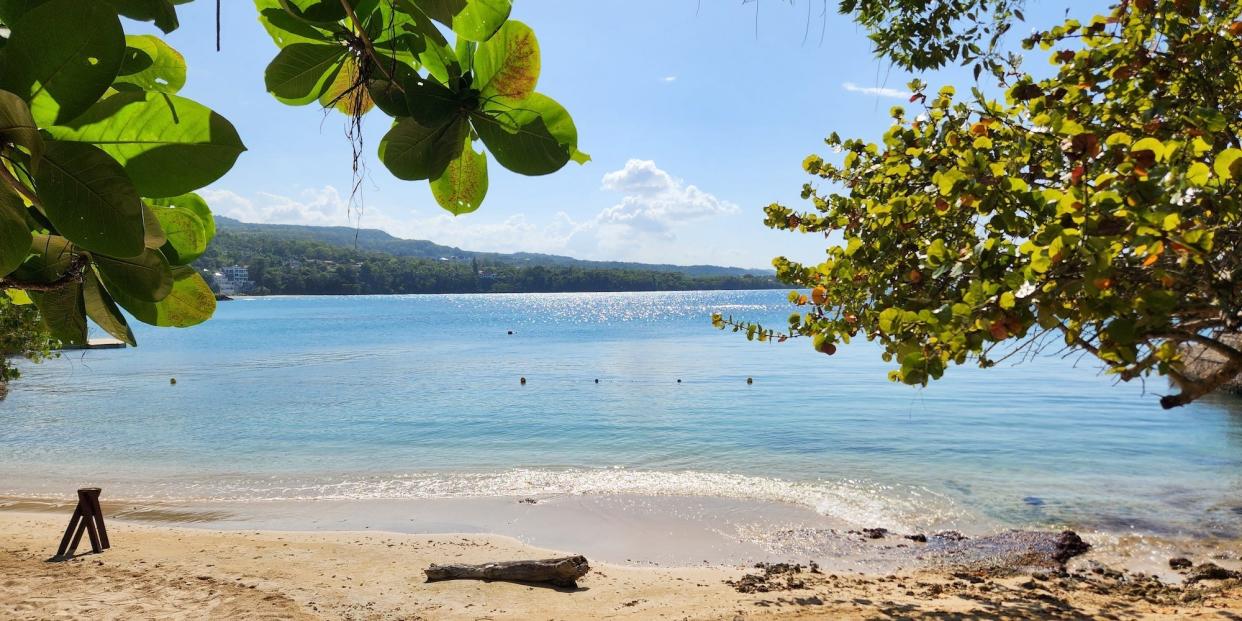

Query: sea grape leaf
[0,183,31,275]
[0,0,125,125]
[378,115,468,180]
[149,192,215,239]
[256,0,335,47]
[482,92,588,165]
[264,43,348,105]
[30,281,86,345]
[473,20,538,100]
[95,247,174,303]
[0,88,41,167]
[103,0,179,33]
[46,92,247,199]
[413,0,511,42]
[430,136,488,215]
[142,203,168,249]
[149,202,210,264]
[83,270,136,346]
[10,234,74,283]
[33,141,146,259]
[110,264,215,328]
[115,35,187,95]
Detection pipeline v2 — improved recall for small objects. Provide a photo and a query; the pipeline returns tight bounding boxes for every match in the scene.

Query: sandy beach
[3,507,1242,620]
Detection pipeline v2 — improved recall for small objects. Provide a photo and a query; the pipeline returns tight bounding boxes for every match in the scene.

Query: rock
[518,498,538,504]
[1053,531,1091,564]
[1169,557,1193,570]
[862,528,889,539]
[1185,562,1242,583]
[904,533,928,543]
[934,530,968,542]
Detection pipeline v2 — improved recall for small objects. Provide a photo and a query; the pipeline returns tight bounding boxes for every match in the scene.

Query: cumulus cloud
[842,81,910,99]
[661,75,677,82]
[200,186,355,227]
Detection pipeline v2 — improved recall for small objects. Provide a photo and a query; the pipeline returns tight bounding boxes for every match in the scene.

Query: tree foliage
[256,0,588,215]
[0,0,580,353]
[722,0,1242,408]
[0,293,57,384]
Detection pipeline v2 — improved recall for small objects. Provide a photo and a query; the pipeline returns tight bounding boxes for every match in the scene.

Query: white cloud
[203,160,742,265]
[661,75,677,82]
[842,81,910,99]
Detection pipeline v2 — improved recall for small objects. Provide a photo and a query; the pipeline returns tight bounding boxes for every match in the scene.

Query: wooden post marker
[55,488,109,559]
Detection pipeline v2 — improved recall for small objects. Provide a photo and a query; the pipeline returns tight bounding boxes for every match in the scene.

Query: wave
[148,467,971,532]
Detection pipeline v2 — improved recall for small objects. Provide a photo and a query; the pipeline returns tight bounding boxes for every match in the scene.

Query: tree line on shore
[194,232,783,295]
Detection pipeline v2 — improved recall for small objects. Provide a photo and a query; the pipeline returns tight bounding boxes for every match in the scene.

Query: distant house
[214,265,254,295]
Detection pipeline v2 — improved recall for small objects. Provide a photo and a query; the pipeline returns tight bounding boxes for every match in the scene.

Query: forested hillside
[194,230,782,295]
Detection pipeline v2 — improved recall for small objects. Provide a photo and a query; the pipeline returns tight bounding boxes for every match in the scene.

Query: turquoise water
[3,290,1241,536]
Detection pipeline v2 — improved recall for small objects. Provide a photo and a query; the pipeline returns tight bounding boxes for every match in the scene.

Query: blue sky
[138,1,1090,269]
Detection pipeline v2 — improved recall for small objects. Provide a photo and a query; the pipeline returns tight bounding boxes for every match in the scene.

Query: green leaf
[1186,162,1211,187]
[34,140,145,258]
[0,0,125,125]
[431,136,488,215]
[115,35,187,95]
[999,291,1016,310]
[472,104,572,176]
[378,115,468,180]
[473,20,539,99]
[264,43,347,105]
[1215,149,1242,181]
[256,0,336,47]
[149,202,210,264]
[413,0,511,42]
[278,0,346,24]
[110,264,215,328]
[0,183,31,275]
[10,234,75,283]
[30,281,86,345]
[103,0,179,33]
[142,203,167,249]
[82,270,135,346]
[95,248,173,303]
[149,192,215,239]
[0,88,41,167]
[46,92,247,198]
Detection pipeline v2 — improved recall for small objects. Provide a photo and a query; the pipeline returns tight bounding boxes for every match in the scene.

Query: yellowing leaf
[430,137,489,215]
[1186,162,1211,187]
[1215,148,1242,180]
[473,20,540,100]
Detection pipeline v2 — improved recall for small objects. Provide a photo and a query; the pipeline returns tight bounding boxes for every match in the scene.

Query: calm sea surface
[3,290,1241,536]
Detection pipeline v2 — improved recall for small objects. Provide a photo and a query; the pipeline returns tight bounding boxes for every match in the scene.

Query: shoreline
[3,510,1241,619]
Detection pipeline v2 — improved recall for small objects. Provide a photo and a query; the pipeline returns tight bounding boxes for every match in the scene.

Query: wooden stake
[56,488,109,559]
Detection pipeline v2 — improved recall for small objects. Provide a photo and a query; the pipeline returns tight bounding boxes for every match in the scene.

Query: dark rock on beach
[1170,557,1194,570]
[904,533,928,543]
[1186,562,1242,583]
[861,528,889,539]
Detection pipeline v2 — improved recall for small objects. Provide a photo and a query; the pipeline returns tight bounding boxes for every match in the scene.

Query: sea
[3,290,1241,544]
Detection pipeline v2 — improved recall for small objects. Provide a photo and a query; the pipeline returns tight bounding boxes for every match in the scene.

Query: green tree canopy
[721,0,1242,408]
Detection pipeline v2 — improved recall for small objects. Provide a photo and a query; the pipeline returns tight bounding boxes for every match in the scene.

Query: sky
[135,0,1092,269]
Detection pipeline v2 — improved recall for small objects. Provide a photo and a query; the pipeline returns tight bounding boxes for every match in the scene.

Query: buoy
[507,330,513,335]
[594,379,599,384]
[170,378,177,385]
[677,379,682,383]
[520,377,527,385]
[747,377,753,385]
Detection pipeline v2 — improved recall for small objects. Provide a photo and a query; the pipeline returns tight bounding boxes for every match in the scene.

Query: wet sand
[4,500,1242,619]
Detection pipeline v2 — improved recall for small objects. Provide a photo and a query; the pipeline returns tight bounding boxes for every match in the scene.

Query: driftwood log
[424,555,590,587]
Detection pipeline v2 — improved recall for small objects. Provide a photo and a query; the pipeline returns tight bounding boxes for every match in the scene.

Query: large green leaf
[103,0,179,33]
[0,183,31,275]
[471,92,584,176]
[83,270,135,346]
[149,192,215,239]
[46,92,246,199]
[149,202,210,264]
[10,234,75,283]
[0,0,125,125]
[30,281,86,345]
[0,89,41,167]
[115,35,187,95]
[413,0,510,42]
[473,20,538,100]
[110,265,215,328]
[142,203,167,249]
[378,115,468,180]
[278,0,346,24]
[264,43,348,105]
[256,0,336,47]
[34,140,146,258]
[431,136,488,215]
[95,247,173,303]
